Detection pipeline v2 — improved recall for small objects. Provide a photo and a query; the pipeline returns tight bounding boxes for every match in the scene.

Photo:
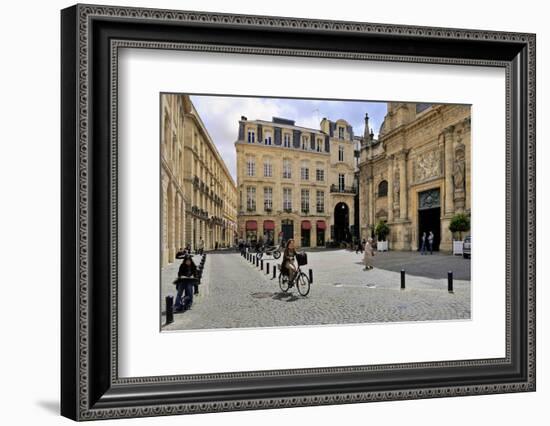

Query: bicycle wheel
[279,273,290,292]
[296,272,310,296]
[273,250,281,259]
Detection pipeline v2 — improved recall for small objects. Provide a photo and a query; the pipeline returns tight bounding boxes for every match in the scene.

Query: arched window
[378,180,388,197]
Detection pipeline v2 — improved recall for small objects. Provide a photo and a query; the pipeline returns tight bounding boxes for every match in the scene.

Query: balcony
[191,205,209,219]
[330,184,357,194]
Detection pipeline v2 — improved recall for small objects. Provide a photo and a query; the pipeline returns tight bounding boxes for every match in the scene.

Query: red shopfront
[316,220,326,247]
[263,220,275,245]
[245,220,257,244]
[301,220,311,247]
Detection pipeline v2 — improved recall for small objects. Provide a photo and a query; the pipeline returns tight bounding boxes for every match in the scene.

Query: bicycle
[255,244,282,260]
[278,252,310,296]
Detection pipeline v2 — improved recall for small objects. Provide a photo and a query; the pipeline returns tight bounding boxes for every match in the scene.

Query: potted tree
[374,220,390,251]
[449,213,470,255]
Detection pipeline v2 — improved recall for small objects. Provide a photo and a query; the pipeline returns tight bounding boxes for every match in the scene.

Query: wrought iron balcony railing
[330,184,357,194]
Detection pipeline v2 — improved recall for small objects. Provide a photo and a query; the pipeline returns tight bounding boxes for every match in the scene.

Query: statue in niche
[453,146,466,192]
[453,144,466,212]
[393,166,400,200]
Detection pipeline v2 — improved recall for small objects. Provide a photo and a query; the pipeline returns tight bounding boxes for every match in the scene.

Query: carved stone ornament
[414,149,441,183]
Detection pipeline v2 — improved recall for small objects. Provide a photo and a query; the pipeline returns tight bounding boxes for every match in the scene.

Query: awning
[301,220,311,230]
[245,220,257,231]
[263,220,275,230]
[316,220,326,230]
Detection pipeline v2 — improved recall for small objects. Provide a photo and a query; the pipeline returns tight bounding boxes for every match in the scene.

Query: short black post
[261,259,264,270]
[448,271,454,293]
[165,295,174,325]
[266,263,270,275]
[309,268,313,284]
[400,269,405,290]
[272,264,276,279]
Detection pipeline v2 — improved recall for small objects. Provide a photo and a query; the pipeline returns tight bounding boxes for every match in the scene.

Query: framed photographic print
[61,4,536,421]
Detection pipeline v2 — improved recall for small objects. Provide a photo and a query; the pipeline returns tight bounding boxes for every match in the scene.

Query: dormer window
[301,135,308,150]
[316,138,323,152]
[264,131,272,145]
[283,133,291,148]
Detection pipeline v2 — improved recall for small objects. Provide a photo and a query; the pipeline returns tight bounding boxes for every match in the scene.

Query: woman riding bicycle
[281,238,297,284]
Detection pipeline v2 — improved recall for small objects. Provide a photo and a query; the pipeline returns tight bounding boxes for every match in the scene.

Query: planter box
[453,240,464,255]
[377,240,389,252]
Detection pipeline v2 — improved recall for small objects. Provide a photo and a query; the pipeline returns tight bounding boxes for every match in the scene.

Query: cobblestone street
[161,249,470,331]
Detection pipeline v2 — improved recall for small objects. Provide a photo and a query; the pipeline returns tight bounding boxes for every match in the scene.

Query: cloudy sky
[190,95,388,181]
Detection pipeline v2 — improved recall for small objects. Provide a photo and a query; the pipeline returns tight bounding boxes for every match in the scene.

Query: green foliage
[449,213,470,239]
[374,220,390,241]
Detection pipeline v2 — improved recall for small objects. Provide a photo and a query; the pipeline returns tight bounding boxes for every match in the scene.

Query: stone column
[161,173,169,266]
[387,155,394,223]
[443,128,455,215]
[368,176,374,234]
[168,183,175,261]
[399,150,408,220]
[175,194,181,251]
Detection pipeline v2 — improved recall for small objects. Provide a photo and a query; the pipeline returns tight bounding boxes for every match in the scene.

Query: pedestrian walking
[363,237,375,270]
[355,238,365,254]
[420,232,427,255]
[198,238,204,255]
[428,231,434,255]
[173,255,198,311]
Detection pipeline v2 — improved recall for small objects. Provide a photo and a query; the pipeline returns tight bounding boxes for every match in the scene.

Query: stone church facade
[358,103,471,252]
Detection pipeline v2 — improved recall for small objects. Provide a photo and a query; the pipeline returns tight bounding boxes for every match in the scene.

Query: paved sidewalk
[160,250,470,331]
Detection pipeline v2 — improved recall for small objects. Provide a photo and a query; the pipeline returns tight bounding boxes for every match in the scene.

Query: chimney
[241,116,247,121]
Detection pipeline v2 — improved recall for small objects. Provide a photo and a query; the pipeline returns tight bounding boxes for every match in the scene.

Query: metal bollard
[309,268,313,284]
[272,264,277,279]
[165,295,174,325]
[261,259,264,270]
[266,263,270,275]
[401,269,405,290]
[448,271,454,293]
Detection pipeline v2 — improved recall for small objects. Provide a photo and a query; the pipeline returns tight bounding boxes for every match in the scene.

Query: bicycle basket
[296,251,308,266]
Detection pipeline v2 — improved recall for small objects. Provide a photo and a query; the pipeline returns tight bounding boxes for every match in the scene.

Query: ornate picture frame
[61,4,535,420]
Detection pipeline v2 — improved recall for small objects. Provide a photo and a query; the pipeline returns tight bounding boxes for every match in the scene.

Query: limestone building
[235,116,357,248]
[358,103,471,252]
[161,94,238,266]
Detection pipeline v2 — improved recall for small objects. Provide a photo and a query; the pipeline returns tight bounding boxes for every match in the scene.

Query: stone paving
[160,249,471,331]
